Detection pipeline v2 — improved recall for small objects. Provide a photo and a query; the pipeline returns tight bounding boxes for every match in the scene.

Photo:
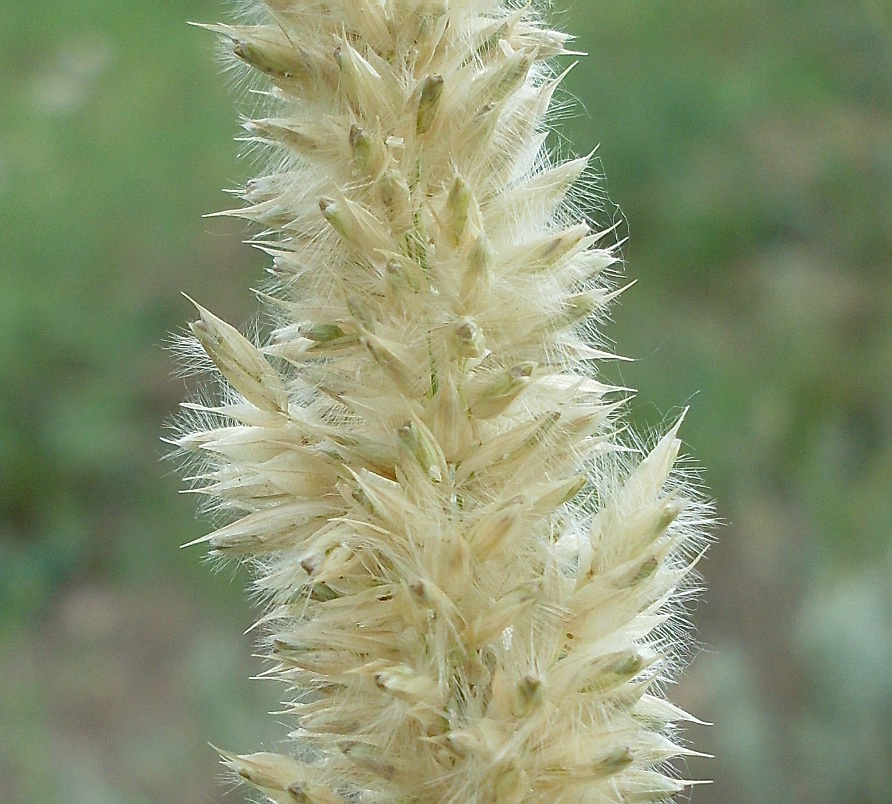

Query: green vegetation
[1,1,889,801]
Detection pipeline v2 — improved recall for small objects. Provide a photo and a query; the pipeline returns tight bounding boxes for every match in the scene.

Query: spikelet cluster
[172,1,712,801]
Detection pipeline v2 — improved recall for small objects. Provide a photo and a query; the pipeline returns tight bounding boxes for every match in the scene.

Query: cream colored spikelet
[173,1,713,801]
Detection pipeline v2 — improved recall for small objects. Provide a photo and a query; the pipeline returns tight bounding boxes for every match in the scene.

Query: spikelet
[173,2,713,801]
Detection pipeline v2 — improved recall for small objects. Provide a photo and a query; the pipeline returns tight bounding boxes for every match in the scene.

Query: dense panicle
[174,1,711,801]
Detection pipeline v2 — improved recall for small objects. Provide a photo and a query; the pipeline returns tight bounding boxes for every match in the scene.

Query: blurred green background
[1,1,889,801]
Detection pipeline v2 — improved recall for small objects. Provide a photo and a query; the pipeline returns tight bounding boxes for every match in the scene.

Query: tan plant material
[172,2,713,801]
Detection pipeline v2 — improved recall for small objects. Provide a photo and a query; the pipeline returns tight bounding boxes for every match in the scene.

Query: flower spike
[173,2,713,802]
